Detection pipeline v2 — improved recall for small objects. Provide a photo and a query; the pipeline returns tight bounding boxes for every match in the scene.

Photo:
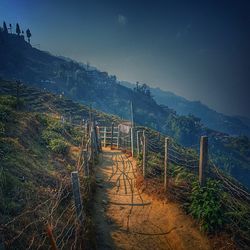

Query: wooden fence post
[164,137,169,192]
[93,124,98,154]
[104,127,107,147]
[71,171,83,221]
[46,224,58,250]
[90,127,95,168]
[199,136,209,186]
[96,126,102,152]
[142,130,146,178]
[83,149,89,176]
[136,131,140,156]
[117,125,120,149]
[131,127,134,157]
[111,122,114,149]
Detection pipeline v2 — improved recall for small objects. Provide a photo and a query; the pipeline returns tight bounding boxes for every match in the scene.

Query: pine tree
[3,21,8,33]
[26,28,31,43]
[16,23,21,36]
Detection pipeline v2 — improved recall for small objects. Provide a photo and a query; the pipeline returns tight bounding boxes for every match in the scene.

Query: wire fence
[0,119,100,249]
[99,125,250,249]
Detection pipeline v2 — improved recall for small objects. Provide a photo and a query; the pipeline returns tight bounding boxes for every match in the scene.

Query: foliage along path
[92,148,212,250]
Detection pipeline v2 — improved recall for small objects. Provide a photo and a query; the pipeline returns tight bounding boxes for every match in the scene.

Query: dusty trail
[93,148,212,250]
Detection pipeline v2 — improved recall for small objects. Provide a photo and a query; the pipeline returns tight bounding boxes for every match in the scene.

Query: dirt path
[93,148,212,250]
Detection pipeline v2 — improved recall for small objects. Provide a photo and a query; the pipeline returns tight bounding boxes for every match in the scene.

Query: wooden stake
[164,137,169,192]
[117,125,120,149]
[104,126,107,147]
[46,224,58,250]
[131,127,134,157]
[199,136,209,186]
[111,122,114,149]
[143,130,146,178]
[136,131,140,156]
[83,149,89,176]
[90,127,95,168]
[71,171,83,221]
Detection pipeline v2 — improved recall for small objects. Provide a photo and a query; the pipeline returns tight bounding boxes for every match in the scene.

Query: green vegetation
[188,179,225,232]
[0,83,120,249]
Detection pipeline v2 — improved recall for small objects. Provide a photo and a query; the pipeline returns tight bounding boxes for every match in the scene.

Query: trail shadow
[92,149,121,250]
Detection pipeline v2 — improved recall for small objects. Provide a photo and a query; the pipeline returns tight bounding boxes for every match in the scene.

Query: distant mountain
[121,81,250,138]
[0,29,249,188]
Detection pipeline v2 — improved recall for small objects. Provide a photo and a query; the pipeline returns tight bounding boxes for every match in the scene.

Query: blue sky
[1,0,250,117]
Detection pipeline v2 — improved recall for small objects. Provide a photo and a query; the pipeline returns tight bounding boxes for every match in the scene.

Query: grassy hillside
[0,80,123,249]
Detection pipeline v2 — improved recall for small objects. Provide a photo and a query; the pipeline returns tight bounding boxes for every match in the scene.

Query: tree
[26,28,31,43]
[3,21,8,33]
[16,23,21,36]
[9,23,12,33]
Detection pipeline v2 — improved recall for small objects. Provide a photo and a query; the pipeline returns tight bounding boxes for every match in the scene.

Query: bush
[48,120,65,134]
[42,130,61,144]
[0,95,17,108]
[188,179,225,232]
[0,104,12,122]
[48,138,68,154]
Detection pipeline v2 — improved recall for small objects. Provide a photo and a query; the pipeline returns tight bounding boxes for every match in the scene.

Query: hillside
[121,81,250,137]
[0,31,250,189]
[0,29,204,146]
[0,79,125,249]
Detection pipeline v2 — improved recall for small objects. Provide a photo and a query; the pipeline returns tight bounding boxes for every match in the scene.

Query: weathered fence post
[46,224,58,250]
[142,130,146,178]
[90,126,95,168]
[117,125,120,149]
[131,127,134,157]
[199,136,209,186]
[110,122,114,149]
[103,126,107,147]
[136,130,140,156]
[93,123,98,154]
[96,126,102,152]
[71,171,83,221]
[83,149,89,176]
[164,137,169,192]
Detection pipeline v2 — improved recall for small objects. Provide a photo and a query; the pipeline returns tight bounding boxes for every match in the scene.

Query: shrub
[41,130,61,144]
[188,179,225,232]
[48,120,65,134]
[0,95,17,108]
[48,138,68,154]
[0,104,12,122]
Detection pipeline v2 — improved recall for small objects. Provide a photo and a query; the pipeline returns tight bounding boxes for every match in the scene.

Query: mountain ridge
[121,81,250,137]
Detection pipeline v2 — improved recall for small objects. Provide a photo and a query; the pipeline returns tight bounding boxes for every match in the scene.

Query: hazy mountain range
[121,81,250,138]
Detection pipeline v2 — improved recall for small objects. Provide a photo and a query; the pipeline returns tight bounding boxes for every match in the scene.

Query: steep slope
[0,79,125,249]
[0,30,203,146]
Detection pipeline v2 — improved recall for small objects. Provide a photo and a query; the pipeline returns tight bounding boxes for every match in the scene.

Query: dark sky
[1,0,250,118]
